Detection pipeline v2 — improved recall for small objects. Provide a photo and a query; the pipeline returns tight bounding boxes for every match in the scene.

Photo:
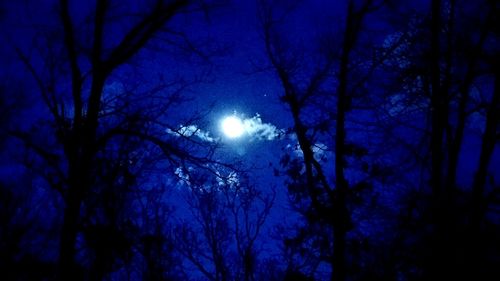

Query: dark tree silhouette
[259,0,393,280]
[373,0,500,278]
[6,0,222,279]
[0,0,499,280]
[173,166,275,281]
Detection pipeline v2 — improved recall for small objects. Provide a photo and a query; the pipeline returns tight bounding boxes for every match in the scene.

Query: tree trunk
[57,69,105,280]
[467,68,500,277]
[58,158,87,280]
[428,0,453,278]
[331,2,355,280]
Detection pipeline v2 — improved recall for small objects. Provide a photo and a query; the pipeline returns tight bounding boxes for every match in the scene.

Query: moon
[221,116,244,138]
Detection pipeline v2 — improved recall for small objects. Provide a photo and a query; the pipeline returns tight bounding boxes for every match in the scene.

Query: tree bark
[467,69,500,277]
[428,0,453,278]
[58,148,90,280]
[331,2,356,280]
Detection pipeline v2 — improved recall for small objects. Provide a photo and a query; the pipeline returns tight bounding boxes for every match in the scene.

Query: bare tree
[372,0,500,278]
[6,0,224,279]
[258,0,389,279]
[173,167,274,281]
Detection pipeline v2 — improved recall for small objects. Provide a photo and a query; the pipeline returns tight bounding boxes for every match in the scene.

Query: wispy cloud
[167,113,282,143]
[174,166,240,191]
[174,166,192,186]
[216,171,239,188]
[286,140,329,162]
[167,125,216,142]
[242,114,283,141]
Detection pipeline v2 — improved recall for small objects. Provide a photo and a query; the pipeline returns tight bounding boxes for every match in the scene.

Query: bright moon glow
[221,116,244,138]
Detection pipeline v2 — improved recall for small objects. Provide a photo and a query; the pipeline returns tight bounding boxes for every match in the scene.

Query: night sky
[1,0,500,281]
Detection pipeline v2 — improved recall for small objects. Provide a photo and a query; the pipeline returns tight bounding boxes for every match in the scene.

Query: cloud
[167,125,216,142]
[286,141,329,162]
[167,113,282,143]
[174,166,240,192]
[216,171,239,188]
[174,167,192,186]
[242,114,282,141]
[312,143,328,161]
